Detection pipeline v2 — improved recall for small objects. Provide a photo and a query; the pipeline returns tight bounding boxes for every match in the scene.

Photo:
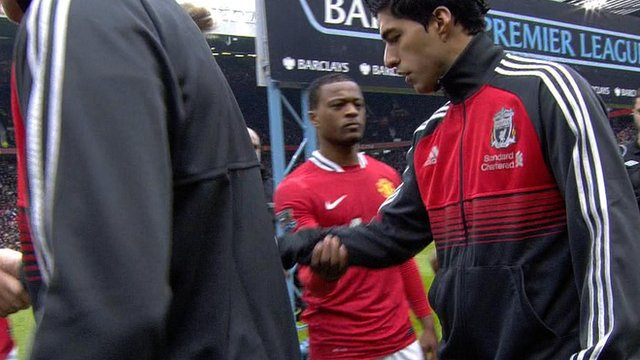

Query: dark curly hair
[364,0,489,35]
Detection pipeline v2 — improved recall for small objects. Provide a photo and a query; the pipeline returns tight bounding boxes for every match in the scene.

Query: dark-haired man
[3,0,300,358]
[275,73,438,360]
[279,0,640,358]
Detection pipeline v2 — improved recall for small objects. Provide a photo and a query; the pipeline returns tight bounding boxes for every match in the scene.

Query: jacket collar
[439,33,504,104]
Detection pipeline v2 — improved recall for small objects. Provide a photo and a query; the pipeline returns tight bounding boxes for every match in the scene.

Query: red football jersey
[275,151,424,360]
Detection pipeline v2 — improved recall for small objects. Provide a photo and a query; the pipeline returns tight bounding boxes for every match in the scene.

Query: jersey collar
[309,150,367,172]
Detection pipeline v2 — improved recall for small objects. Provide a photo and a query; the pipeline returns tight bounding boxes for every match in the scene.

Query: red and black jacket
[282,33,640,359]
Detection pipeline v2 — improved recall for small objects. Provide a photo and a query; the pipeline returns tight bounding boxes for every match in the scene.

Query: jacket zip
[458,101,473,356]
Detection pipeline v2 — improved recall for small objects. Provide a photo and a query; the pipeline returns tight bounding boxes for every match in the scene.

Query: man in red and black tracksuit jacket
[279,0,640,359]
[6,0,300,358]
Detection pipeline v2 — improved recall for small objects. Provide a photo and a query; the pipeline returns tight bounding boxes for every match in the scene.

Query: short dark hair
[308,74,358,110]
[364,0,489,35]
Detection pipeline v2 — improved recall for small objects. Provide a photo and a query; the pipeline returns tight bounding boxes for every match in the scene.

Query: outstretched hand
[310,235,348,281]
[418,315,439,360]
[0,249,30,316]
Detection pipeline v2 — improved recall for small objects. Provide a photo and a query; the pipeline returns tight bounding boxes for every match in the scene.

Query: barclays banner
[486,0,639,104]
[176,0,256,37]
[262,0,639,104]
[263,0,397,90]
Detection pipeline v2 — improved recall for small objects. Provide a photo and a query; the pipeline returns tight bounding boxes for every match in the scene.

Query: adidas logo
[424,146,439,166]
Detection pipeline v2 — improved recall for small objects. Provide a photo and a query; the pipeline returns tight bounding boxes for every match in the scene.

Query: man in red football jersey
[275,73,438,360]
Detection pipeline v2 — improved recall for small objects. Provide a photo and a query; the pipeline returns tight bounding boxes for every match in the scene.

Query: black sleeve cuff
[278,227,329,269]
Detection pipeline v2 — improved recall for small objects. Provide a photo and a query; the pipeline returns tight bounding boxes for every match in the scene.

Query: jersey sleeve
[376,160,431,316]
[275,176,341,295]
[19,1,176,357]
[398,258,431,318]
[274,177,319,231]
[538,65,640,359]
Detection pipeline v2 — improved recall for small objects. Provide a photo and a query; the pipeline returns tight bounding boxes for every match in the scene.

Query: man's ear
[309,111,320,129]
[431,6,454,39]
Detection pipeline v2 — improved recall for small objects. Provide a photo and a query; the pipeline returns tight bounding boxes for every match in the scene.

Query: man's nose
[384,46,399,68]
[344,103,360,116]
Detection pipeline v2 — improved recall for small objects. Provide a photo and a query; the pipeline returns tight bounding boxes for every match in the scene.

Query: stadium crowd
[0,156,17,250]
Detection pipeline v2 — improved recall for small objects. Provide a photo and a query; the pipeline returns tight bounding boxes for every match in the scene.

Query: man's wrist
[418,315,435,330]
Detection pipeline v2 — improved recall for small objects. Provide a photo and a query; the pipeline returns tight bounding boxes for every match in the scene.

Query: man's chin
[340,136,362,147]
[413,83,436,95]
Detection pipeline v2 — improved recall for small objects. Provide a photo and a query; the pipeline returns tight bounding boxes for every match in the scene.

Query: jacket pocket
[509,266,562,338]
[460,266,561,358]
[427,268,457,343]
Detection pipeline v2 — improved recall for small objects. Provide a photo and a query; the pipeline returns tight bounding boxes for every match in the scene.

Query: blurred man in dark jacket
[3,0,299,358]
